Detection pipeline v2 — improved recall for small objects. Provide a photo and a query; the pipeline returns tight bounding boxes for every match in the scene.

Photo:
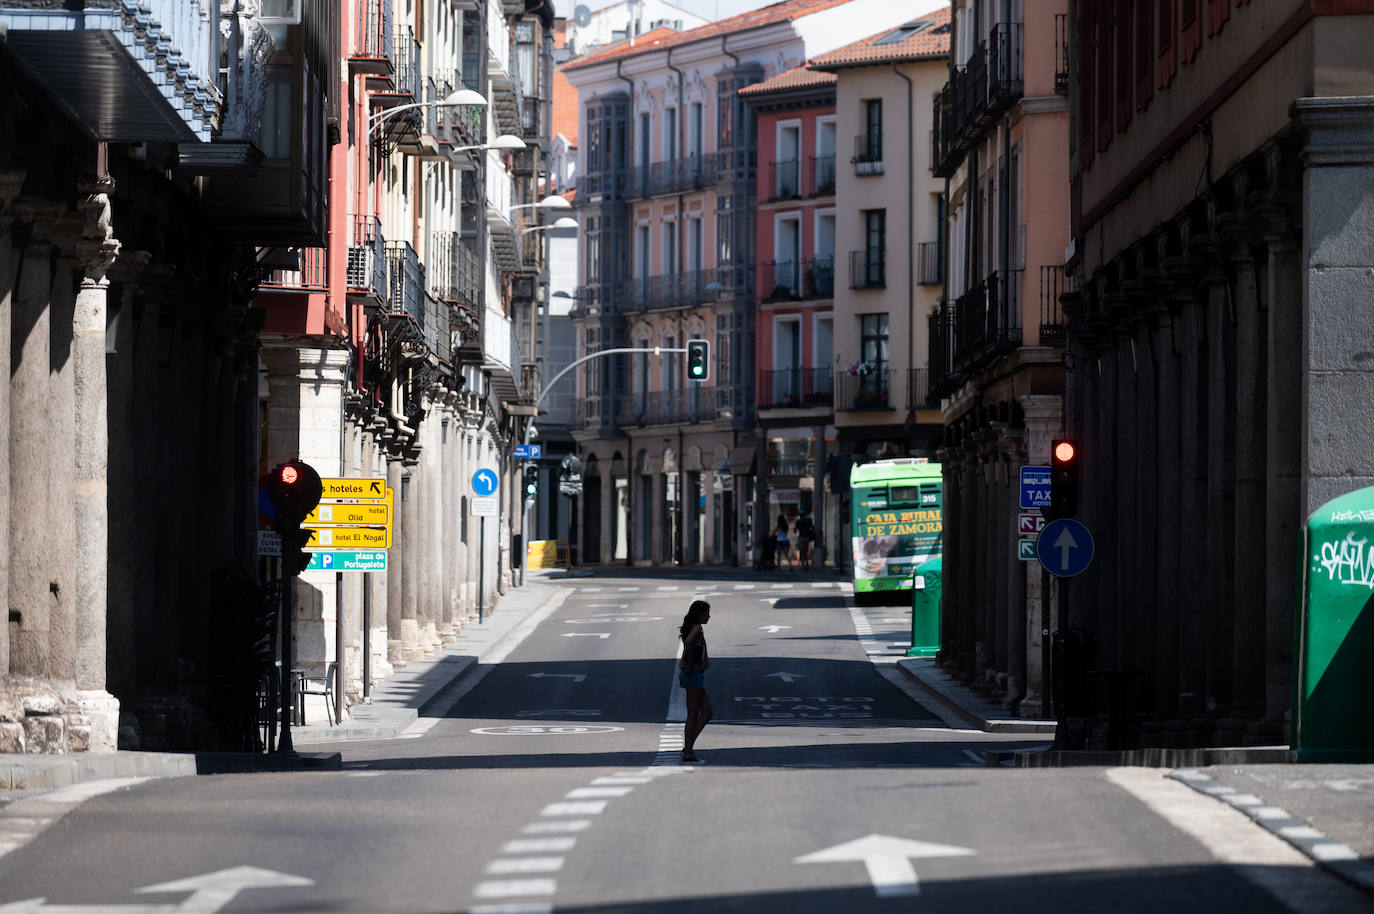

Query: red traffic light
[1053,441,1076,464]
[280,465,299,485]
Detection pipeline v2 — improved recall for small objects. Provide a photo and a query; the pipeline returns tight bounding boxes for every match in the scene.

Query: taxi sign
[304,489,392,527]
[320,477,387,500]
[305,526,391,550]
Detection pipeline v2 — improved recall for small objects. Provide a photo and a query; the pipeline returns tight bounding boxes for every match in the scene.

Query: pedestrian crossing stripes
[572,581,851,597]
[0,777,151,863]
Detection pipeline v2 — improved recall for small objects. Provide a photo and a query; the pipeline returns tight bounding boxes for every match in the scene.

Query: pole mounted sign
[1036,518,1094,577]
[472,468,499,497]
[1019,466,1052,510]
[513,444,542,459]
[320,477,386,499]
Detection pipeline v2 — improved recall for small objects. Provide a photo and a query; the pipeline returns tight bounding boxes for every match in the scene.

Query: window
[776,122,800,197]
[864,209,886,286]
[860,314,889,391]
[639,113,651,171]
[688,217,703,273]
[664,221,678,275]
[665,108,678,160]
[637,223,650,280]
[690,103,703,156]
[863,100,882,161]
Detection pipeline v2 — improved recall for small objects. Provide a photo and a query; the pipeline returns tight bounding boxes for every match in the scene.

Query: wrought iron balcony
[385,241,426,329]
[351,0,394,72]
[835,369,895,411]
[854,132,883,175]
[849,249,886,290]
[572,283,616,318]
[906,368,932,410]
[347,215,387,304]
[1054,13,1070,96]
[953,270,1023,367]
[931,83,959,178]
[928,300,955,397]
[987,23,1023,114]
[769,159,801,200]
[622,154,717,199]
[391,28,422,104]
[617,387,717,426]
[759,368,833,410]
[576,396,621,433]
[811,154,836,196]
[760,259,835,301]
[1040,264,1071,347]
[618,271,718,312]
[917,241,944,286]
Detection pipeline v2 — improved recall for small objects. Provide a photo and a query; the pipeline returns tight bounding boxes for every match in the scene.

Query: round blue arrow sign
[1036,518,1094,577]
[471,468,499,497]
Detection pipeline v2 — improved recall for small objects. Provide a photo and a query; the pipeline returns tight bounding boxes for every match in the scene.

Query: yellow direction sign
[320,477,387,500]
[304,488,393,527]
[304,526,391,550]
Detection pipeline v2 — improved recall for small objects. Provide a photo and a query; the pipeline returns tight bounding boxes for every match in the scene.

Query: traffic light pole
[278,574,296,755]
[534,346,689,409]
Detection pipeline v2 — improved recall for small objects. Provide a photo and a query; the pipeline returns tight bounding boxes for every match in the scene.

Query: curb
[987,746,1294,768]
[1171,767,1374,899]
[893,660,1057,734]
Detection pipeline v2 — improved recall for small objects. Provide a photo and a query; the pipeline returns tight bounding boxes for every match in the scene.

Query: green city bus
[850,458,943,602]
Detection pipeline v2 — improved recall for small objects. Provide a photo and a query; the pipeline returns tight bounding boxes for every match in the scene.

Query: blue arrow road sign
[1036,518,1094,577]
[471,468,499,497]
[1020,465,1051,509]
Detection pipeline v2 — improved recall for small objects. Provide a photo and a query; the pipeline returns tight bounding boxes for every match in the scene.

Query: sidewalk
[0,572,569,793]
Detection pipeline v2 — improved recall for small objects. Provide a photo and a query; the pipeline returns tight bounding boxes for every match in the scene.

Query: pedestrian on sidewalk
[678,599,712,764]
[774,514,792,570]
[794,510,814,569]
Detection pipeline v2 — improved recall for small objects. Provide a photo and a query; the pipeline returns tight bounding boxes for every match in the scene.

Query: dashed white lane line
[523,820,592,834]
[503,837,577,854]
[733,584,755,590]
[473,880,558,899]
[657,586,680,591]
[540,800,607,817]
[591,776,653,785]
[486,858,566,875]
[471,904,552,914]
[565,786,634,799]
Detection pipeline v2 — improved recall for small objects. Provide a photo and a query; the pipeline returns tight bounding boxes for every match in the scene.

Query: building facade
[563,0,926,569]
[927,0,1071,718]
[1064,1,1374,747]
[0,0,556,752]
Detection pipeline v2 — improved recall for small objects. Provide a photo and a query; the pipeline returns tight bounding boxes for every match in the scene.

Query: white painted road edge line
[1108,768,1373,911]
[666,641,687,723]
[405,588,574,737]
[1170,768,1374,896]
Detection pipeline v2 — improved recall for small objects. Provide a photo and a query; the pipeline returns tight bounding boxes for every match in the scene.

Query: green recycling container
[907,558,942,658]
[1294,486,1374,761]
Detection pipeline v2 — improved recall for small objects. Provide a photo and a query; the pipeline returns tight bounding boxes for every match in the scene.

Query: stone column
[400,459,422,660]
[9,200,62,676]
[1151,299,1183,735]
[1114,319,1138,671]
[957,450,979,677]
[1174,266,1208,728]
[0,170,21,675]
[1000,434,1026,710]
[1130,308,1158,684]
[1018,395,1063,718]
[1261,229,1301,736]
[1094,338,1119,660]
[386,453,405,663]
[1224,215,1266,729]
[47,236,78,684]
[1294,97,1374,511]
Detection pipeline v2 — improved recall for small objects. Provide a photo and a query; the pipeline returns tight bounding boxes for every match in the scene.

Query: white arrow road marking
[526,673,587,682]
[0,867,314,914]
[1053,526,1078,569]
[760,597,780,606]
[765,672,806,683]
[560,633,611,639]
[759,625,792,634]
[794,834,974,897]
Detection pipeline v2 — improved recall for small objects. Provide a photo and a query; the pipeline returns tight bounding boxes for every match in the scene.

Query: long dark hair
[679,599,710,640]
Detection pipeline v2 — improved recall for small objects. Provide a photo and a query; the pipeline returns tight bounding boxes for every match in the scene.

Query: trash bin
[907,558,942,658]
[1052,627,1094,750]
[1294,486,1374,762]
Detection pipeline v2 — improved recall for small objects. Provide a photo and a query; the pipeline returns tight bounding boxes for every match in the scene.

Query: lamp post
[517,216,578,237]
[452,134,527,154]
[367,87,488,134]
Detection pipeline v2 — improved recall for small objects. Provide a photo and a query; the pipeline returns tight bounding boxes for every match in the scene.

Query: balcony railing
[352,0,394,63]
[760,258,835,301]
[854,133,883,175]
[1040,264,1071,347]
[347,214,387,302]
[392,28,421,102]
[811,154,836,195]
[385,241,426,329]
[987,23,1023,112]
[1054,13,1070,96]
[575,396,620,433]
[906,368,931,410]
[618,270,719,312]
[263,247,328,289]
[954,270,1022,366]
[928,300,954,397]
[623,154,717,199]
[617,387,716,426]
[769,159,801,200]
[849,249,886,289]
[917,241,944,286]
[835,369,895,411]
[931,83,958,178]
[759,368,833,409]
[572,283,616,318]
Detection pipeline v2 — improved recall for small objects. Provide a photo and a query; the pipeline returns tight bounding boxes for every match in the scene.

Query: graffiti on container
[1331,509,1374,523]
[1315,530,1374,589]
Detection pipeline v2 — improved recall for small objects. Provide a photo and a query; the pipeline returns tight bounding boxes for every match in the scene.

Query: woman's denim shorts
[679,670,705,689]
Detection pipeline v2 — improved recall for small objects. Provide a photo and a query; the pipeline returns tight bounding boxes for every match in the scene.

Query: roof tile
[809,6,951,69]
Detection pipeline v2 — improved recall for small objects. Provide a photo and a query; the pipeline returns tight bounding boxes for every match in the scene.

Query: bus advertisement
[850,459,942,602]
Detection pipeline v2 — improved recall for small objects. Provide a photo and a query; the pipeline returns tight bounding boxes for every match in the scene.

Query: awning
[728,446,757,474]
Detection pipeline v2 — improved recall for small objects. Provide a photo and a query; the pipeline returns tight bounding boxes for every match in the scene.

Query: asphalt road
[0,573,1368,913]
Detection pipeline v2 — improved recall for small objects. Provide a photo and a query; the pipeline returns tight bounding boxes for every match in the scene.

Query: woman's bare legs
[683,687,713,758]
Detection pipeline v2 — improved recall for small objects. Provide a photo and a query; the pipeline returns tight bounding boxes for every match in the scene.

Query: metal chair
[296,661,336,726]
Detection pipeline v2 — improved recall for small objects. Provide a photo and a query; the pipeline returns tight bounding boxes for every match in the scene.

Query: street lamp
[367,88,488,133]
[453,134,527,154]
[518,216,578,237]
[510,194,572,215]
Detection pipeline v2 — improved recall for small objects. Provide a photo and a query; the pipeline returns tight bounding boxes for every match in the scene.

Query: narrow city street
[0,575,1367,913]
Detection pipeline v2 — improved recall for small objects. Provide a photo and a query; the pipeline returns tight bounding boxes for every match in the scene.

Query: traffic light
[524,465,539,498]
[267,459,323,576]
[1049,438,1078,519]
[686,339,710,382]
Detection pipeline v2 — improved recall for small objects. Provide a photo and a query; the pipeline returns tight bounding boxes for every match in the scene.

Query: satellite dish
[574,3,592,27]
